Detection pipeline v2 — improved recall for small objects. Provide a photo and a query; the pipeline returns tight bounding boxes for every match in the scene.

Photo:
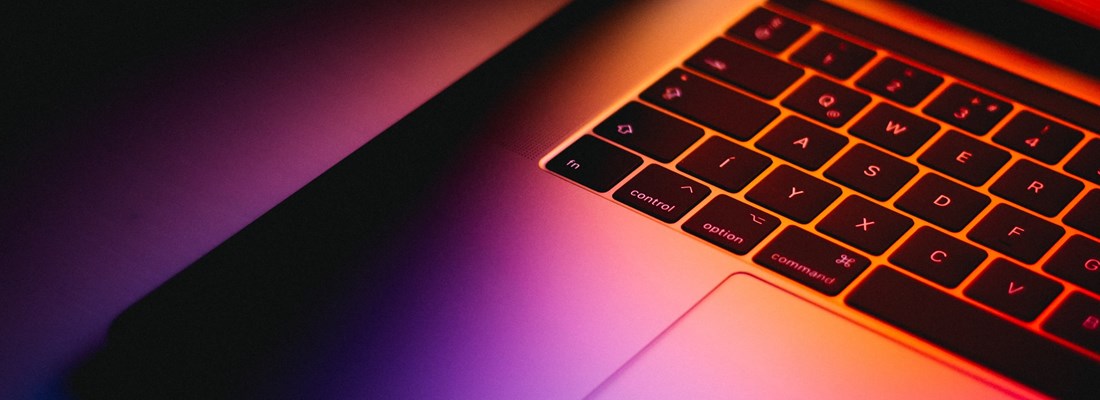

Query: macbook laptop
[70,0,1100,398]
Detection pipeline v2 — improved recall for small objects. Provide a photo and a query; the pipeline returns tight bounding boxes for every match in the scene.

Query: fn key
[547,135,641,192]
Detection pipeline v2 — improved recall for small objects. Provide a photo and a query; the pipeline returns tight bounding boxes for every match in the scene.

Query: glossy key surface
[643,69,779,140]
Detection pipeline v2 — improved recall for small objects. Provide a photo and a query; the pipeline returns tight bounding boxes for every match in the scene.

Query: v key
[964,259,1062,321]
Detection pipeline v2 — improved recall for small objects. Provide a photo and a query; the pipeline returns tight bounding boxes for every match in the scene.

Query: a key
[790,32,875,79]
[855,57,943,106]
[594,102,703,162]
[687,38,804,99]
[782,76,870,127]
[682,195,779,255]
[613,164,710,223]
[1064,139,1100,185]
[817,195,913,255]
[642,69,779,140]
[992,111,1082,164]
[546,135,641,192]
[964,258,1062,322]
[1043,235,1100,295]
[968,204,1064,264]
[889,226,986,288]
[895,173,990,232]
[753,226,869,295]
[745,164,841,223]
[989,159,1083,217]
[924,84,1012,135]
[677,136,771,192]
[727,8,809,53]
[848,102,940,156]
[918,130,1009,185]
[1042,292,1100,355]
[824,143,917,200]
[754,116,847,170]
[1065,189,1100,239]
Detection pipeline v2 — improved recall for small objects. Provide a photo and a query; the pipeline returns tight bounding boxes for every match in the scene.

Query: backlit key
[614,165,710,223]
[919,130,1009,185]
[746,164,841,223]
[791,32,875,79]
[964,259,1062,322]
[924,84,1012,135]
[547,135,641,192]
[755,116,847,170]
[782,76,870,127]
[683,195,779,255]
[993,111,1082,164]
[1043,235,1100,295]
[727,8,809,53]
[754,226,869,295]
[643,69,779,140]
[890,226,986,288]
[990,159,1083,217]
[968,204,1064,264]
[856,58,943,106]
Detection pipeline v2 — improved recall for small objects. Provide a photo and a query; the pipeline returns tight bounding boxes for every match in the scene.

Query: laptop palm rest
[588,272,1018,399]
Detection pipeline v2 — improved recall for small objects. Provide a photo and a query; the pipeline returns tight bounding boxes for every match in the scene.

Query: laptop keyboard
[545,3,1099,395]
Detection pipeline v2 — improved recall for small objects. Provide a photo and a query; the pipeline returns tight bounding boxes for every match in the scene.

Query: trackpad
[588,273,1017,399]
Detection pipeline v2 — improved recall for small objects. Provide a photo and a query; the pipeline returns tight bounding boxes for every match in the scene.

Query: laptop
[69,0,1100,398]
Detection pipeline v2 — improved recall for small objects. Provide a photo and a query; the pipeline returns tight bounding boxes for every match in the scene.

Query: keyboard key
[817,195,913,255]
[1065,189,1100,239]
[992,111,1083,164]
[855,57,943,106]
[1065,139,1100,185]
[923,84,1012,135]
[613,165,709,223]
[642,69,779,140]
[989,159,1083,217]
[895,173,990,232]
[918,130,1009,185]
[727,8,809,53]
[1043,235,1100,295]
[965,259,1062,322]
[677,136,771,192]
[594,102,703,162]
[890,226,986,288]
[687,38,804,99]
[790,32,875,79]
[782,76,870,127]
[746,164,841,223]
[848,102,940,156]
[1043,292,1100,355]
[968,204,1064,264]
[547,135,641,192]
[683,195,780,255]
[824,144,917,200]
[754,116,847,170]
[754,226,869,295]
[847,266,1100,398]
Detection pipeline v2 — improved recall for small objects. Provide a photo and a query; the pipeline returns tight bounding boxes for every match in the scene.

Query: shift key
[614,165,710,223]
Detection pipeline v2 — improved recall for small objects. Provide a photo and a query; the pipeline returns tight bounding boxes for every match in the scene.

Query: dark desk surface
[1,1,564,397]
